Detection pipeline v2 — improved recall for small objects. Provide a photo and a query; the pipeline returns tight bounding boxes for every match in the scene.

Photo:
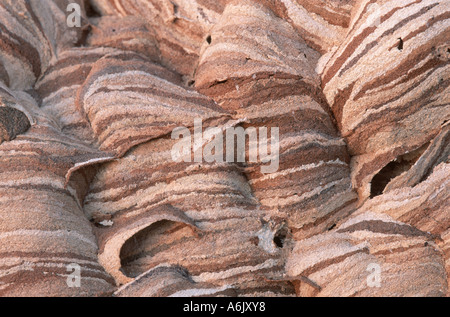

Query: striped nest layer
[0,0,448,297]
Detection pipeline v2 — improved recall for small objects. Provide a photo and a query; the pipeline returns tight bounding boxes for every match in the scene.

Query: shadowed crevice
[370,142,430,198]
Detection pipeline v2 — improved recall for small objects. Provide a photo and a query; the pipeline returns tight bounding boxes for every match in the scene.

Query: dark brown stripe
[338,220,433,238]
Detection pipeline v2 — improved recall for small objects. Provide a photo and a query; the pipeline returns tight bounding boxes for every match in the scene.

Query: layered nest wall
[0,0,448,297]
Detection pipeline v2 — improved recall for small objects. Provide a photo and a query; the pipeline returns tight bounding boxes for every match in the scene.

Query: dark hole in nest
[84,0,101,18]
[370,142,430,198]
[370,161,401,197]
[327,223,337,231]
[273,228,288,248]
[397,38,403,51]
[206,35,212,44]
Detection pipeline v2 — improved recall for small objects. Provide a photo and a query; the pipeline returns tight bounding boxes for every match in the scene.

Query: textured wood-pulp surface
[0,0,448,297]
